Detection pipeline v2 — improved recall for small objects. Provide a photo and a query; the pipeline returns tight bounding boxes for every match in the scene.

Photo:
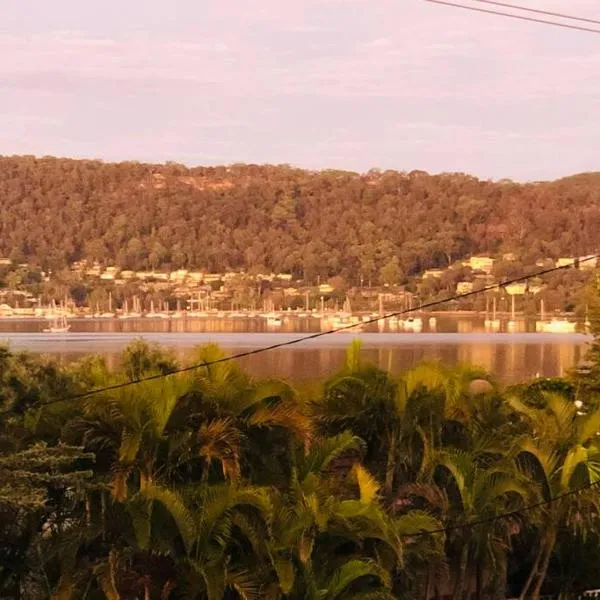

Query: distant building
[318,284,334,294]
[505,283,526,295]
[469,256,495,273]
[277,273,293,281]
[120,270,135,280]
[0,258,12,266]
[203,273,222,283]
[556,257,576,268]
[423,269,444,279]
[100,272,116,281]
[456,281,473,294]
[502,253,517,262]
[136,271,156,280]
[188,272,204,282]
[170,269,189,281]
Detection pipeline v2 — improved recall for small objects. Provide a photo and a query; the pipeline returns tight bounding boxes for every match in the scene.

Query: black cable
[52,254,598,402]
[402,479,600,538]
[470,0,600,26]
[425,0,600,34]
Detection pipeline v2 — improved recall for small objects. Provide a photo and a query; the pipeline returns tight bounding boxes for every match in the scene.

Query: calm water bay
[0,316,592,384]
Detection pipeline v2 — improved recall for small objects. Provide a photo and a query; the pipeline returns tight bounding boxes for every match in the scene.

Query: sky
[1,0,599,180]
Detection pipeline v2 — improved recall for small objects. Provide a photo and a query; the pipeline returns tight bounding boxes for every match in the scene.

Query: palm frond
[324,559,391,599]
[138,483,196,554]
[299,431,364,479]
[352,464,380,504]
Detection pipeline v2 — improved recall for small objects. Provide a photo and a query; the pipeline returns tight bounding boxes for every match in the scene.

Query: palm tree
[507,390,600,599]
[315,342,495,500]
[399,447,535,600]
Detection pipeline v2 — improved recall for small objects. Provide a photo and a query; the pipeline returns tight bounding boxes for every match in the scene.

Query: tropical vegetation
[2,339,600,599]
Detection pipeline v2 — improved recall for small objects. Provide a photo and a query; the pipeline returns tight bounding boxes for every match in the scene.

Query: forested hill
[1,155,599,281]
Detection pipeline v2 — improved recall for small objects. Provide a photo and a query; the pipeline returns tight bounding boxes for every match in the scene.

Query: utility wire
[470,0,600,26]
[48,254,598,403]
[425,0,600,34]
[403,479,600,538]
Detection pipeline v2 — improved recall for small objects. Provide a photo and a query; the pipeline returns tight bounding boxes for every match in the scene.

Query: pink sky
[1,0,599,180]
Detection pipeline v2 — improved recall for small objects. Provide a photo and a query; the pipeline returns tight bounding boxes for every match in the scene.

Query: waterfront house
[169,269,189,282]
[505,282,527,295]
[456,281,474,294]
[468,256,495,274]
[556,257,576,268]
[423,269,444,279]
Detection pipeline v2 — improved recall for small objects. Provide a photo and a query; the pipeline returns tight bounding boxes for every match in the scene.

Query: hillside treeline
[2,340,600,598]
[1,156,599,281]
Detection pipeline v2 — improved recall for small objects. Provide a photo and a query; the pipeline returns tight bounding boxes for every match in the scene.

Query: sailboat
[119,299,134,319]
[43,313,70,333]
[100,292,116,318]
[171,299,185,319]
[536,299,576,333]
[401,297,423,332]
[507,295,517,332]
[485,297,501,332]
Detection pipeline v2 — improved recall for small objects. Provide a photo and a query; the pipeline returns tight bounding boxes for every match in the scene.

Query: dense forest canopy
[1,155,599,281]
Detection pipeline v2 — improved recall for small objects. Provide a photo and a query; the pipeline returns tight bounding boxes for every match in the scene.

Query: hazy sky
[1,0,599,180]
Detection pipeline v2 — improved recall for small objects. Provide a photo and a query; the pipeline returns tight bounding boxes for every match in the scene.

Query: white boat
[535,300,576,333]
[401,316,423,332]
[332,319,364,332]
[43,314,70,333]
[266,317,282,327]
[540,320,577,333]
[145,300,170,319]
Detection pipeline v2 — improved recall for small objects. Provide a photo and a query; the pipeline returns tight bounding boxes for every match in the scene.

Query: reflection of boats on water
[43,314,70,333]
[266,316,282,327]
[535,300,576,333]
[507,295,517,333]
[428,316,437,330]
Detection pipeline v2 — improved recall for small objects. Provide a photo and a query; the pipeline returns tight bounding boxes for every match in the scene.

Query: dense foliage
[2,339,600,599]
[1,156,600,281]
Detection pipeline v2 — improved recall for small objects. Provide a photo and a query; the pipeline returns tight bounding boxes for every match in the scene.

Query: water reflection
[0,317,591,384]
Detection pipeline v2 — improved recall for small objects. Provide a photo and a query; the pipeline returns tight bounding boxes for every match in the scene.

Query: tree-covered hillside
[1,156,599,282]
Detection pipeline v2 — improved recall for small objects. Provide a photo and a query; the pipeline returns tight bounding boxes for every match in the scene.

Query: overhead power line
[39,254,598,404]
[470,0,600,26]
[403,479,600,538]
[425,0,600,34]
